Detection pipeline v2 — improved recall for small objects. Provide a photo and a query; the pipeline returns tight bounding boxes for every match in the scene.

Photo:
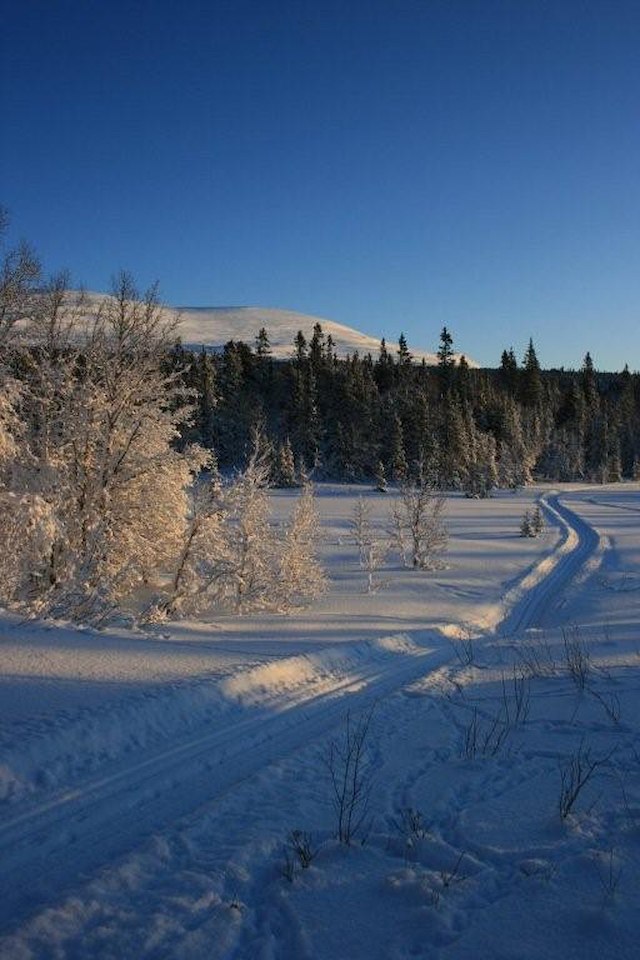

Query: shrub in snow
[288,830,318,869]
[448,626,475,666]
[325,710,373,845]
[562,626,591,690]
[558,738,611,820]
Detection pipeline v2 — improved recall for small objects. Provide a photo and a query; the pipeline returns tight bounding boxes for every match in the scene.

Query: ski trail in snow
[0,641,449,933]
[0,494,602,936]
[497,494,602,636]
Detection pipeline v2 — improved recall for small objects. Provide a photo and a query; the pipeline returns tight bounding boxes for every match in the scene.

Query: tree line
[178,321,640,493]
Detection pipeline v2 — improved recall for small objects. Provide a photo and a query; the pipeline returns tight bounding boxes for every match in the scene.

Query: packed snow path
[0,493,602,938]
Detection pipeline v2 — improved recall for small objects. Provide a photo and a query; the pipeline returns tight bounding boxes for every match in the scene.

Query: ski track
[0,493,602,939]
[499,494,601,636]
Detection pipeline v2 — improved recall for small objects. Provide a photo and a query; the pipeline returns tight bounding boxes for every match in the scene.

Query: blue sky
[2,0,639,370]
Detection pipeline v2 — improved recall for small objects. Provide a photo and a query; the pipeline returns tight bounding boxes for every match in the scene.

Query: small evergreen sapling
[275,437,298,488]
[520,505,544,538]
[531,504,545,536]
[374,460,388,493]
[520,510,533,537]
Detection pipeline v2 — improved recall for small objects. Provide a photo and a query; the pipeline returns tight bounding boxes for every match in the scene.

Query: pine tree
[309,322,325,370]
[195,348,217,448]
[293,330,308,364]
[499,347,519,392]
[581,352,597,406]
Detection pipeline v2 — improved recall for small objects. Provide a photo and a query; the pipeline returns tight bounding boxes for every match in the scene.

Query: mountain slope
[68,295,473,365]
[176,305,441,362]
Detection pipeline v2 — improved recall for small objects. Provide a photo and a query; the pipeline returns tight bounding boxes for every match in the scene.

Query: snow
[1,483,639,958]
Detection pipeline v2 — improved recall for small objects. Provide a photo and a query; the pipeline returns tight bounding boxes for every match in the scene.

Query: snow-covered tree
[390,413,408,484]
[275,437,298,488]
[531,504,545,536]
[390,482,448,570]
[0,210,40,347]
[374,460,388,493]
[0,271,207,618]
[277,483,327,607]
[520,510,533,537]
[158,454,325,617]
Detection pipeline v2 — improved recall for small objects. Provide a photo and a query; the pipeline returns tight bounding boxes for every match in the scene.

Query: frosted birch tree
[349,496,387,593]
[159,445,325,617]
[277,482,327,606]
[390,482,448,570]
[0,268,207,618]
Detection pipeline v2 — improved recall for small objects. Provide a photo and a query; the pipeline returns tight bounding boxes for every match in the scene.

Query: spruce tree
[374,460,388,493]
[531,504,544,536]
[390,413,408,484]
[397,332,412,365]
[521,339,543,407]
[255,327,271,358]
[276,437,298,487]
[437,326,455,397]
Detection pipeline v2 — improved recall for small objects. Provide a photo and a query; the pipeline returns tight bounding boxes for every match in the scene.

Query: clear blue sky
[2,0,639,370]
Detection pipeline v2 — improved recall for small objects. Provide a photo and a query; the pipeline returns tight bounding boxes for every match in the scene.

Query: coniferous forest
[177,323,640,493]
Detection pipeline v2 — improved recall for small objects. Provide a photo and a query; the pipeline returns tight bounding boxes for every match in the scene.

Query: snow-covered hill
[74,293,472,364]
[175,305,442,363]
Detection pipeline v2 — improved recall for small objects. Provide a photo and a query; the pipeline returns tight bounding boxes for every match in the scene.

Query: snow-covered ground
[0,485,639,959]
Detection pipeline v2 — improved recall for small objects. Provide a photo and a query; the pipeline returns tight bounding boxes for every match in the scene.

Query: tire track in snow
[0,494,601,935]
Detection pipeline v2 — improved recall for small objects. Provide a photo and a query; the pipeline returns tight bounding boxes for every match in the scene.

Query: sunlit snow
[0,484,638,959]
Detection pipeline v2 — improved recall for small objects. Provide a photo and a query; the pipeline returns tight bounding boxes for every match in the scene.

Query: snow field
[1,484,639,958]
[0,487,552,805]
